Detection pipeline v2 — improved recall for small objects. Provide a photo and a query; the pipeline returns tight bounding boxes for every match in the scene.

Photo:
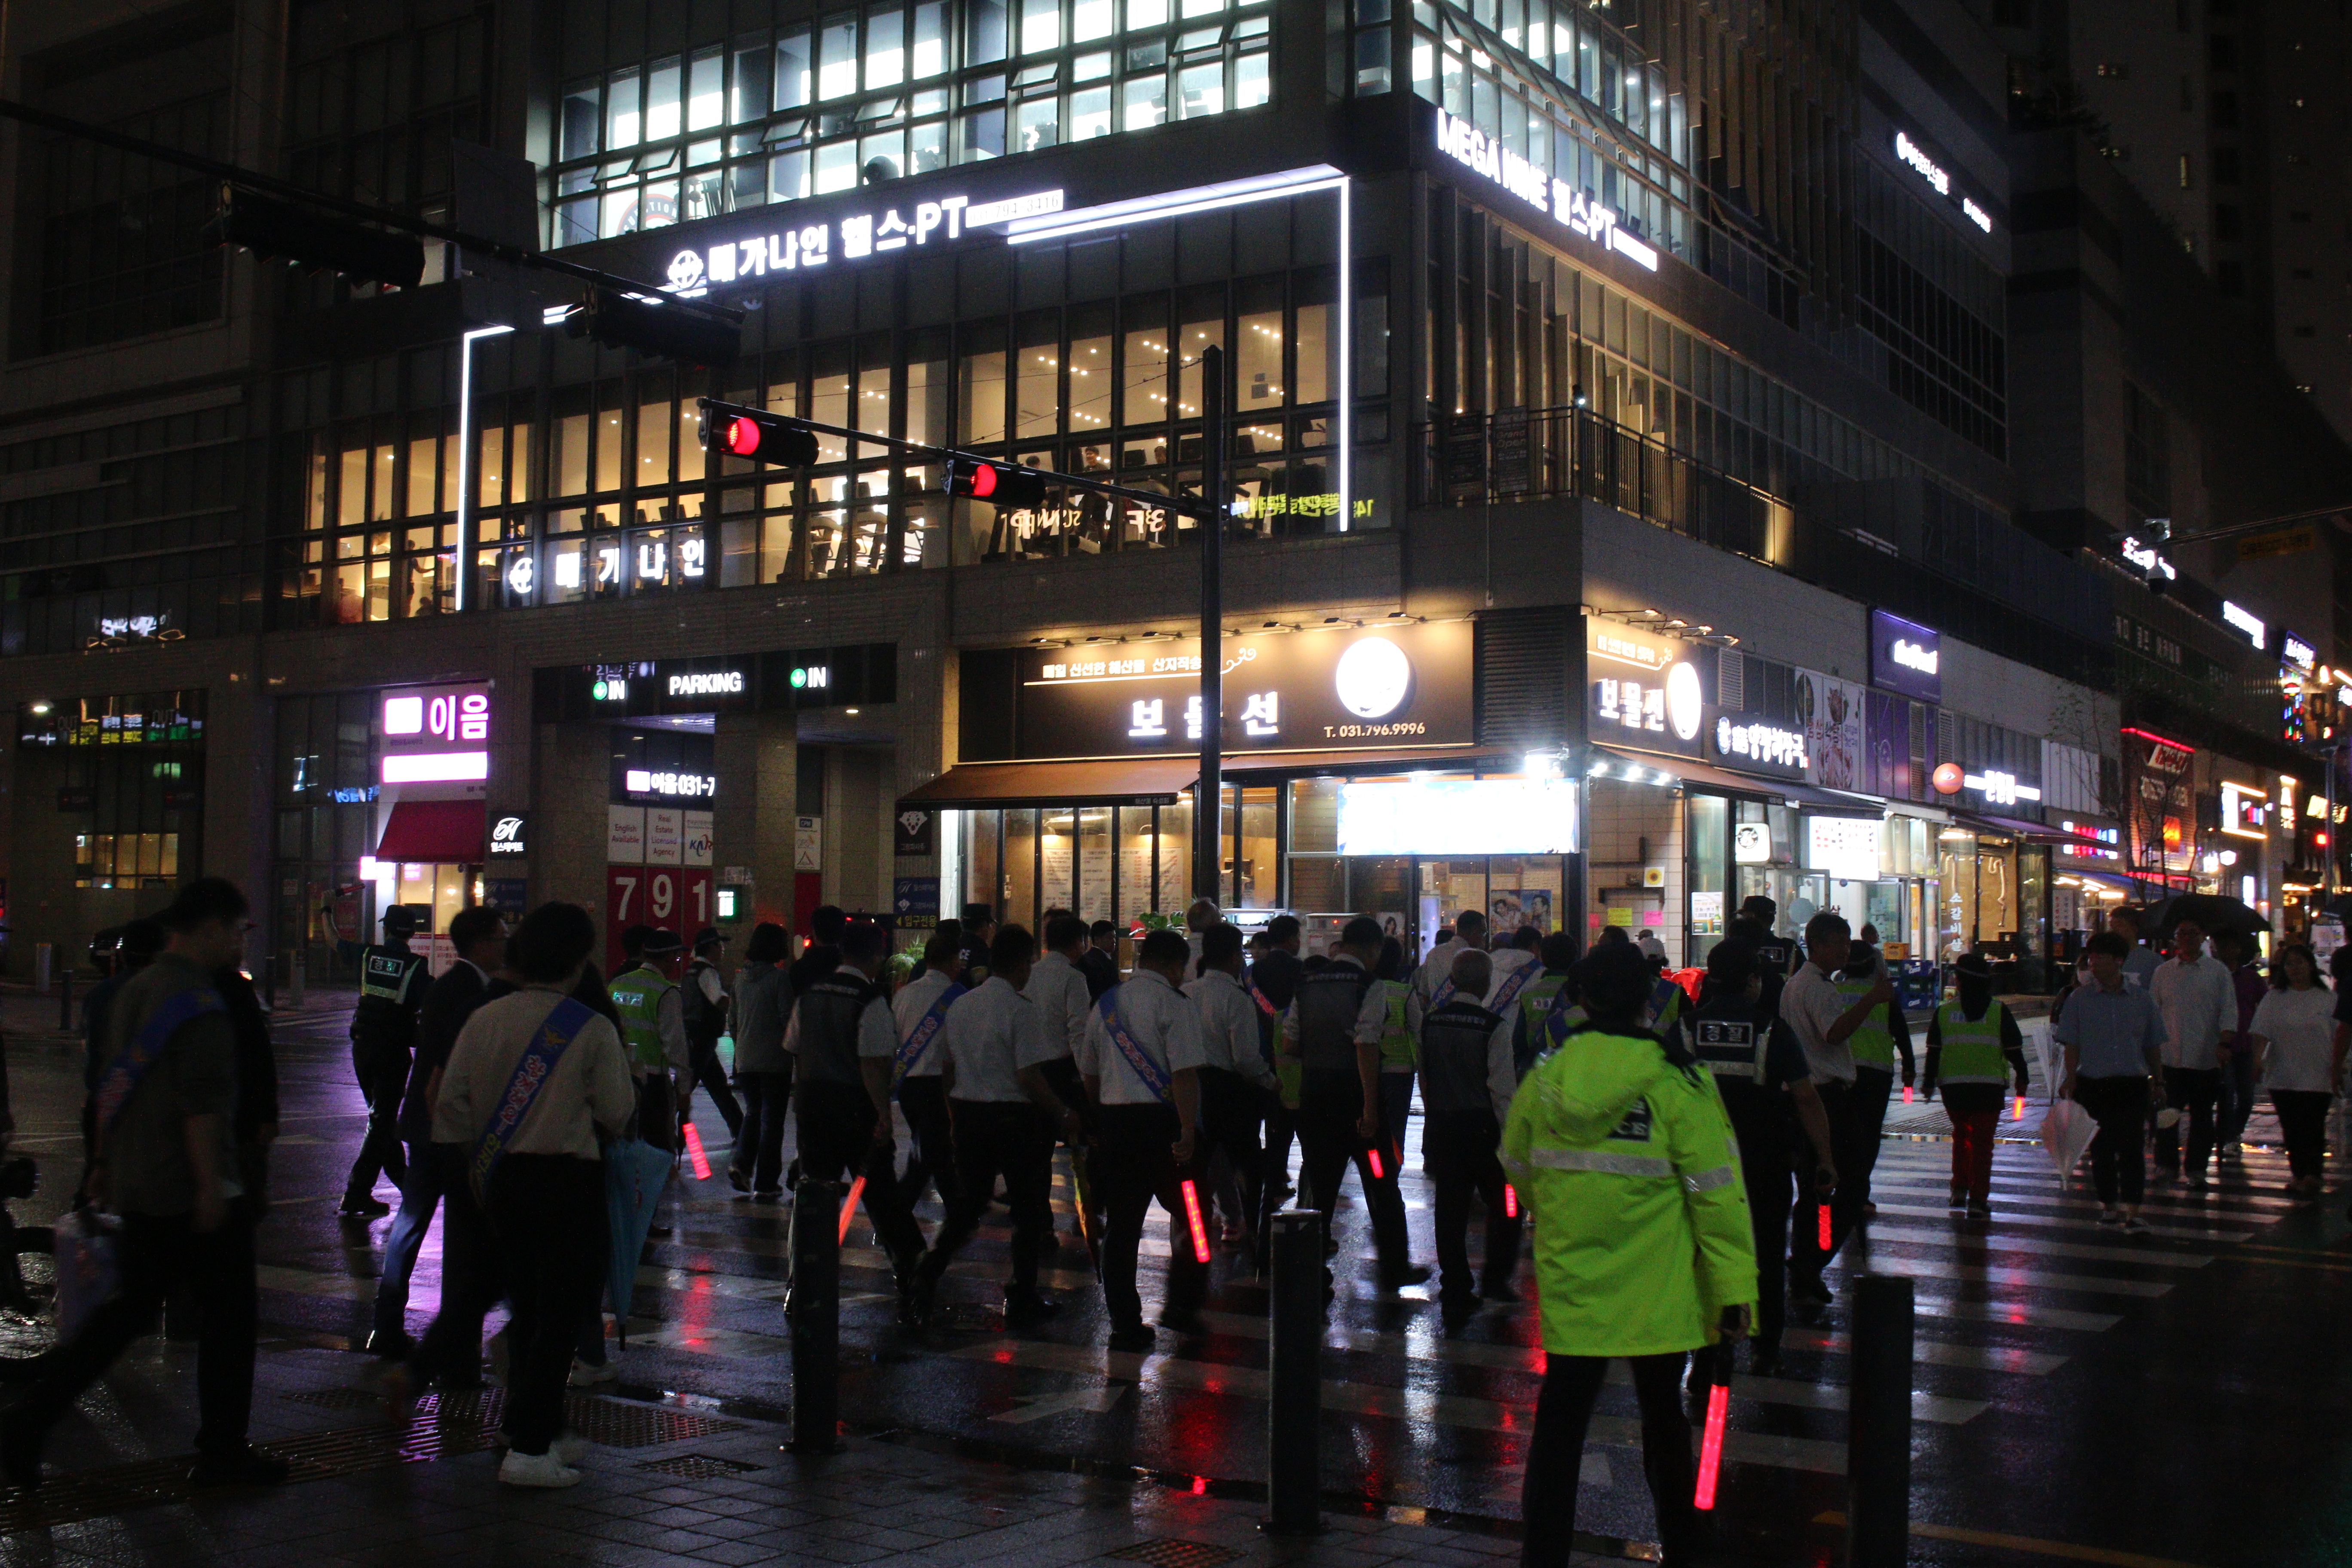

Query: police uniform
[1186,967,1277,1242]
[1280,956,1413,1276]
[1243,946,1304,1256]
[891,967,967,1211]
[1925,994,2028,1209]
[1415,993,1522,1312]
[1082,968,1212,1339]
[1511,966,1578,1078]
[1834,965,1914,1210]
[1688,985,1816,1364]
[345,927,426,1207]
[786,964,925,1278]
[1361,974,1415,1171]
[1502,1018,1755,1568]
[609,960,687,1152]
[679,951,743,1141]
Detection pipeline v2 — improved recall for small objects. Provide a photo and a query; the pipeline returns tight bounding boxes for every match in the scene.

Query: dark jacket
[787,943,843,995]
[397,959,491,1145]
[214,965,280,1200]
[1076,946,1120,1000]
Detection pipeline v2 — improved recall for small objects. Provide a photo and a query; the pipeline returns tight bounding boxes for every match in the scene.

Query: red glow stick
[1367,1147,1385,1180]
[1693,1379,1730,1509]
[1817,1204,1832,1251]
[682,1122,712,1180]
[1903,1085,1914,1104]
[1504,1183,1519,1218]
[2015,1094,2026,1121]
[1179,1178,1211,1264]
[838,1175,866,1244]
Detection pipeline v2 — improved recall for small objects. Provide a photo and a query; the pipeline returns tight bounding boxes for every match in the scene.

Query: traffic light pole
[1194,345,1225,907]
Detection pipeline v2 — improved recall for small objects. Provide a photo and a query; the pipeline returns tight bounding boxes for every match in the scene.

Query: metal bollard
[1846,1273,1915,1567]
[786,1175,843,1455]
[1262,1208,1323,1535]
[58,966,73,1032]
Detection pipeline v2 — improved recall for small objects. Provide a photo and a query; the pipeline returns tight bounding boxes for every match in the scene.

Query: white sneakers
[498,1449,582,1488]
[568,1357,620,1387]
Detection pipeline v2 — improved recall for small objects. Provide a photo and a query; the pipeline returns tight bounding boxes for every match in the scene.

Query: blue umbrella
[603,1136,673,1348]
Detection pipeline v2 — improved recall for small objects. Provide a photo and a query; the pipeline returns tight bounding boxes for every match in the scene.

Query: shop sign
[683,811,714,868]
[1716,717,1807,774]
[18,693,206,750]
[1587,621,1706,757]
[1794,669,1863,789]
[380,682,492,787]
[1433,107,1659,270]
[1963,769,2041,806]
[646,807,684,866]
[1805,816,1883,882]
[796,816,823,871]
[2124,728,2195,874]
[1017,621,1472,760]
[607,805,646,864]
[2220,781,2267,839]
[620,767,718,801]
[1892,130,1994,233]
[894,807,936,858]
[488,813,527,857]
[539,646,893,718]
[1335,778,1580,856]
[1868,610,1942,704]
[1733,822,1772,864]
[331,786,380,804]
[660,189,1063,300]
[1588,619,1819,781]
[484,877,528,916]
[894,876,941,929]
[2056,819,2123,865]
[56,786,92,812]
[605,866,714,973]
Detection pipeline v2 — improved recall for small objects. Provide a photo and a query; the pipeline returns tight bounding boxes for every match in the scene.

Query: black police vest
[353,944,421,1043]
[1688,994,1787,1126]
[1293,964,1372,1078]
[793,974,879,1086]
[682,959,725,1048]
[1418,999,1504,1116]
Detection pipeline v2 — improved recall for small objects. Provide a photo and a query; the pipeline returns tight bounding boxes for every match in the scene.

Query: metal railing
[1412,405,1794,566]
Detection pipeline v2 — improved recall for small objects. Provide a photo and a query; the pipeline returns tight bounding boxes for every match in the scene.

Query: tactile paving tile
[1100,1541,1242,1568]
[637,1452,765,1479]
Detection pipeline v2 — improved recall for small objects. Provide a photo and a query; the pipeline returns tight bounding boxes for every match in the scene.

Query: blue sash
[1488,958,1539,1013]
[470,997,597,1200]
[895,980,967,1084]
[1648,976,1684,1026]
[95,986,223,1139]
[1097,989,1173,1104]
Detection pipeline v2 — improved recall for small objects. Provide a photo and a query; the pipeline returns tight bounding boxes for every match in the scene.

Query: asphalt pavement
[0,986,2346,1565]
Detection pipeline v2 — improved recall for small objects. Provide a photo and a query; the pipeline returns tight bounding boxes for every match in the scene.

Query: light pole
[1194,343,1226,905]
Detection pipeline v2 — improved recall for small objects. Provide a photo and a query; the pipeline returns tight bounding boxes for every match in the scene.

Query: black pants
[1850,1065,1896,1207]
[485,1155,606,1458]
[345,1037,411,1198]
[732,1069,791,1191]
[795,1080,927,1274]
[915,1099,1055,1299]
[1422,1108,1519,1305]
[680,1035,743,1140]
[2272,1089,2332,1182]
[1093,1103,1211,1332]
[2155,1066,2221,1179]
[1790,1079,1862,1280]
[1522,1352,1697,1567]
[1724,1100,1792,1356]
[1197,1068,1265,1234]
[410,1144,500,1386]
[1035,1057,1098,1244]
[1256,1102,1301,1265]
[13,1202,259,1458]
[634,1073,677,1155]
[897,1075,960,1211]
[2073,1076,2149,1207]
[1297,1074,1412,1273]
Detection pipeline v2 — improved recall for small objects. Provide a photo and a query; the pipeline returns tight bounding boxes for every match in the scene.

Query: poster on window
[2125,730,2196,874]
[1795,669,1866,791]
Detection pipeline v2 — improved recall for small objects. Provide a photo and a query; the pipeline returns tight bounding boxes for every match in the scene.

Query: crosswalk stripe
[1853,1225,2212,1268]
[1779,1326,2067,1376]
[1869,1175,2296,1216]
[1868,1199,2252,1241]
[1827,1255,2171,1299]
[1899,1295,2121,1332]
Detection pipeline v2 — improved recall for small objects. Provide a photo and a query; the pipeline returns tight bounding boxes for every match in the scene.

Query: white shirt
[1407,940,1540,1030]
[1185,970,1277,1090]
[1779,962,1856,1085]
[2250,985,2338,1092]
[433,986,635,1158]
[1082,968,1208,1106]
[940,976,1057,1103]
[780,964,897,1065]
[2150,954,2236,1071]
[889,969,962,1079]
[1022,951,1093,1062]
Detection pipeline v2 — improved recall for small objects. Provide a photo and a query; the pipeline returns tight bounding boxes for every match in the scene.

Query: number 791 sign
[606,866,715,975]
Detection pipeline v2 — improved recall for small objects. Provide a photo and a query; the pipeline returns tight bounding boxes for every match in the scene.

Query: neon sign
[1894,132,1993,233]
[663,189,1063,298]
[1435,108,1658,271]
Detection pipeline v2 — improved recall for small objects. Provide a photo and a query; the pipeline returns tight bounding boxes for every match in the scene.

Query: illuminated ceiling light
[1004,164,1346,244]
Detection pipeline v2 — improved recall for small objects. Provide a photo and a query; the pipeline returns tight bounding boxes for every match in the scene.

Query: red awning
[375,800,486,863]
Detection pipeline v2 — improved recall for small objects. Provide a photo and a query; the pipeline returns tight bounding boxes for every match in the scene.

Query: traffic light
[566,287,739,365]
[208,186,425,290]
[698,403,820,467]
[947,456,1049,509]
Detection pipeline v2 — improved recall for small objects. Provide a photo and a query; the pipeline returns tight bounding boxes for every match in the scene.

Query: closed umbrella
[603,1136,673,1348]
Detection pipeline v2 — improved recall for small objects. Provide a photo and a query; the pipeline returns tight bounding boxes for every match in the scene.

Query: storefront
[910,619,1577,957]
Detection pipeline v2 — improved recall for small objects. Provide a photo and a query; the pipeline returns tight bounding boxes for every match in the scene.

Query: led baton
[839,1175,866,1244]
[682,1121,712,1180]
[1694,1360,1732,1510]
[1179,1179,1212,1264]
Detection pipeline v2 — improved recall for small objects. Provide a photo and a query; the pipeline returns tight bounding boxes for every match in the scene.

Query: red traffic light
[948,457,1048,509]
[698,401,819,466]
[725,416,764,456]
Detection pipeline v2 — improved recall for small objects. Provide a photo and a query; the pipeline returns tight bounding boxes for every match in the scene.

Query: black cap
[692,925,726,952]
[382,906,419,935]
[640,927,685,956]
[1954,951,1993,979]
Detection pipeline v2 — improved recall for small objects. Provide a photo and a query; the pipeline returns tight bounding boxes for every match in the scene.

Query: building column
[714,709,797,934]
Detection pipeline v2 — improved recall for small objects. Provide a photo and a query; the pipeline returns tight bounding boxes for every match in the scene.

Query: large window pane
[607,66,641,147]
[1295,268,1334,404]
[646,56,683,141]
[1021,0,1060,54]
[1068,306,1112,434]
[1177,285,1224,420]
[1014,94,1058,151]
[1121,296,1169,426]
[1123,64,1167,128]
[907,331,949,446]
[814,140,858,191]
[913,2,948,75]
[960,324,1008,444]
[809,346,851,461]
[635,375,674,490]
[819,12,860,98]
[1236,278,1283,408]
[1016,312,1060,438]
[777,30,812,109]
[865,4,905,87]
[969,0,1008,64]
[1178,60,1223,119]
[595,387,625,493]
[731,39,772,122]
[562,80,600,159]
[687,46,724,131]
[1235,48,1269,109]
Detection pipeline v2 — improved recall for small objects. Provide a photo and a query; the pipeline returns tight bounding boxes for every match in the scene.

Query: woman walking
[1922,953,2030,1219]
[2247,942,2340,1200]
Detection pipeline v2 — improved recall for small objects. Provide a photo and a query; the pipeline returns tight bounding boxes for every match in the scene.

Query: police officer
[678,927,743,1145]
[1687,939,1836,1378]
[1082,928,1211,1350]
[783,921,927,1289]
[1281,916,1424,1288]
[1361,937,1415,1176]
[1416,949,1522,1328]
[1247,915,1307,1259]
[1835,940,1914,1216]
[1511,931,1582,1078]
[1504,941,1756,1568]
[343,906,426,1217]
[609,926,689,1154]
[891,930,967,1211]
[1736,901,1796,1010]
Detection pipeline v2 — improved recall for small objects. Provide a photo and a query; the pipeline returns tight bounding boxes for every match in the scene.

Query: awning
[1969,813,2072,843]
[897,757,1199,808]
[1221,744,1515,779]
[374,799,485,862]
[1593,748,1883,815]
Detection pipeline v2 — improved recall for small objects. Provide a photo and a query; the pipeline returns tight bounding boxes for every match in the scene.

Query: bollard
[291,950,306,1008]
[1846,1273,1915,1567]
[1262,1208,1323,1535]
[34,944,51,997]
[58,966,73,1032]
[787,1175,843,1455]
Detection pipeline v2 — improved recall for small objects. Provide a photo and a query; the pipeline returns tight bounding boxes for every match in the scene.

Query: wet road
[9,996,2351,1566]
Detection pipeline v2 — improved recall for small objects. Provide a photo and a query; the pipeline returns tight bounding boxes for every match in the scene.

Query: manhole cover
[639,1452,765,1479]
[1102,1542,1241,1568]
[281,1387,389,1411]
[565,1396,744,1449]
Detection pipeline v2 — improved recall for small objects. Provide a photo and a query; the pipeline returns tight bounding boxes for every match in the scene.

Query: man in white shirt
[2148,918,2235,1187]
[906,925,1076,1328]
[1186,922,1277,1250]
[891,931,966,1212]
[1779,910,1895,1310]
[1083,928,1210,1351]
[1025,916,1099,1250]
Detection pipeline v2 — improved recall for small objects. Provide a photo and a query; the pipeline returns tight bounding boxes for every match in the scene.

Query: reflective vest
[1934,998,2010,1085]
[1519,973,1572,1038]
[1689,1004,1774,1082]
[1290,962,1372,1081]
[1647,976,1686,1038]
[1834,974,1898,1069]
[353,942,423,1045]
[1366,978,1414,1069]
[793,972,881,1086]
[1418,998,1504,1115]
[609,963,675,1072]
